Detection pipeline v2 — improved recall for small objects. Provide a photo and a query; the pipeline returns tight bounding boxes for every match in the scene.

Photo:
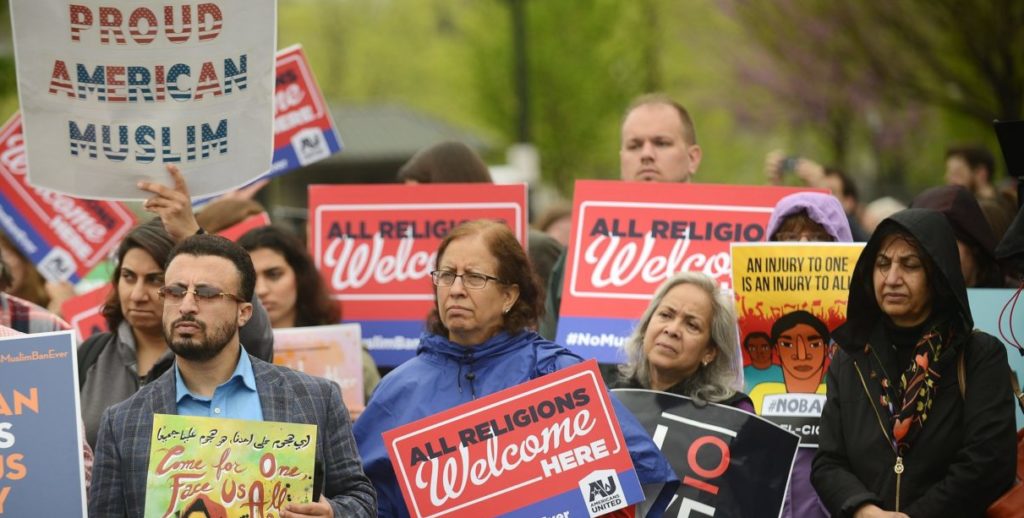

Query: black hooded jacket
[811,209,1017,518]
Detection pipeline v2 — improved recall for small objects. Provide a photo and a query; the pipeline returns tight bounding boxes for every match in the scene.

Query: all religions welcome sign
[383,361,645,517]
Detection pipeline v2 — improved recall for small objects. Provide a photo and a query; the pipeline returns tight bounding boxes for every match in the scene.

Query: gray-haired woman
[614,272,753,411]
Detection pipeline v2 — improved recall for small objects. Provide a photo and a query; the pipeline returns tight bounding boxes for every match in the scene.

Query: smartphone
[778,156,800,175]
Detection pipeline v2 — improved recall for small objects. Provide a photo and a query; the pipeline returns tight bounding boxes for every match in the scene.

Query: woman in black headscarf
[812,209,1016,518]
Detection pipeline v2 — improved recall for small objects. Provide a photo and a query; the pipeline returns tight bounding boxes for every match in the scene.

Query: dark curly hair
[426,219,542,337]
[237,226,340,326]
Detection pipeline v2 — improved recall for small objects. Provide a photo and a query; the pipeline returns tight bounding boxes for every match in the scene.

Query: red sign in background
[561,181,818,320]
[61,284,112,341]
[0,113,136,283]
[309,183,527,325]
[216,211,271,242]
[269,44,343,176]
[309,183,527,320]
[555,181,821,361]
[382,360,640,518]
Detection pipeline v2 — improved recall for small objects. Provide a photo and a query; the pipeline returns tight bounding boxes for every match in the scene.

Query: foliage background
[1,0,1019,204]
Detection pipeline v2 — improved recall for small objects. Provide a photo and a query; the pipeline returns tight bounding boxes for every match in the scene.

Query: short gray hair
[618,272,742,403]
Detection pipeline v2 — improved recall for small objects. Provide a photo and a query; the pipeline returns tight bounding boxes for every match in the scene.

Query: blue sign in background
[359,320,424,367]
[968,288,1024,428]
[270,126,342,178]
[0,193,83,284]
[556,316,636,363]
[0,331,85,517]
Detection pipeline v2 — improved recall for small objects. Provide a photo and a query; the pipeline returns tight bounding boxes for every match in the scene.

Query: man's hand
[138,164,200,243]
[281,495,334,517]
[764,149,786,185]
[763,150,827,188]
[220,178,270,201]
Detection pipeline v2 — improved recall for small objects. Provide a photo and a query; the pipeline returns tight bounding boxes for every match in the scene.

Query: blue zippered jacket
[354,330,679,517]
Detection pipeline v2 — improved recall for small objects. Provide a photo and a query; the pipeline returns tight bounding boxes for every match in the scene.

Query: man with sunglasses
[89,234,376,518]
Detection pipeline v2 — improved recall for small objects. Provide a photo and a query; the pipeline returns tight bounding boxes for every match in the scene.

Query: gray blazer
[88,353,376,517]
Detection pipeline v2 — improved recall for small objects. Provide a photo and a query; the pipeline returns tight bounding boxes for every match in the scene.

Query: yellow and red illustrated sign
[731,242,863,447]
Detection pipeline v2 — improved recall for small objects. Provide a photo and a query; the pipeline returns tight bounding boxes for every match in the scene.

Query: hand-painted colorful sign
[0,331,87,517]
[731,242,863,448]
[10,1,276,200]
[556,181,815,362]
[145,414,317,518]
[0,114,135,283]
[309,183,528,367]
[273,324,364,412]
[613,388,800,518]
[61,284,112,341]
[383,360,643,518]
[271,45,342,177]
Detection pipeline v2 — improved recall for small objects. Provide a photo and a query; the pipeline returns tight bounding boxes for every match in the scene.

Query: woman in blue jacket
[354,219,677,517]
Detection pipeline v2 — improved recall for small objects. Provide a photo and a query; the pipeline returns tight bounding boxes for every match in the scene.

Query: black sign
[613,389,799,518]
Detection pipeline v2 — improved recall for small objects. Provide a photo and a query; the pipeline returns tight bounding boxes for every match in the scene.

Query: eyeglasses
[430,270,502,289]
[157,285,246,304]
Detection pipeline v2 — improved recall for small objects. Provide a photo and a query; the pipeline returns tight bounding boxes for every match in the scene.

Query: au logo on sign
[578,469,625,517]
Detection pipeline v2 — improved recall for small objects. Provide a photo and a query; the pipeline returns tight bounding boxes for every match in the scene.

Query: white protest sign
[10,1,276,200]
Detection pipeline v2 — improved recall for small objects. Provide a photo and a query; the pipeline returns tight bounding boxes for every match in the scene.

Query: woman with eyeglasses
[353,219,677,517]
[78,167,273,449]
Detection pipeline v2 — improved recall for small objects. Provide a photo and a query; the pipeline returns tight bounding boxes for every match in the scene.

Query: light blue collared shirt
[175,347,263,421]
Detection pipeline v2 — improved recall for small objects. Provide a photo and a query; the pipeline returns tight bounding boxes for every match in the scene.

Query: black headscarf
[833,208,972,350]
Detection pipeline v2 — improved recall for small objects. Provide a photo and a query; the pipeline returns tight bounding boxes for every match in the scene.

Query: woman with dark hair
[614,272,753,411]
[237,226,381,402]
[812,209,1016,517]
[353,219,677,517]
[238,226,337,328]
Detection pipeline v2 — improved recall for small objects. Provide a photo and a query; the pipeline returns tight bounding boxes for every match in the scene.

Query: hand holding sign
[139,165,201,243]
[281,495,333,517]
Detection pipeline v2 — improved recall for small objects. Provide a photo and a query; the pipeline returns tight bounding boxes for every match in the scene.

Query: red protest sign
[271,44,342,175]
[382,360,644,517]
[215,211,271,242]
[308,183,527,366]
[556,180,818,361]
[0,113,136,283]
[61,284,111,342]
